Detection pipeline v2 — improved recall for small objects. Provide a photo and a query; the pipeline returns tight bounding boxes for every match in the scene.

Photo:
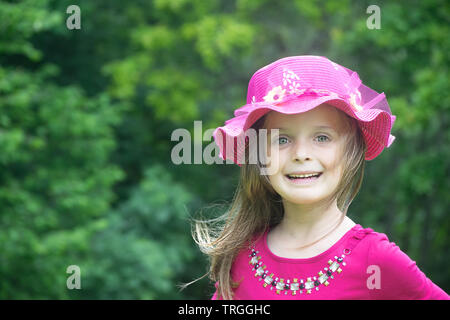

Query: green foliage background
[0,0,448,299]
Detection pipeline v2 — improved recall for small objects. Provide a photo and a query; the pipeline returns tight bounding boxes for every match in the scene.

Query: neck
[277,197,345,244]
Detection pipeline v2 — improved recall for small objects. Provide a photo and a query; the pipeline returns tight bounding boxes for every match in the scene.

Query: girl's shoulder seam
[356,225,389,241]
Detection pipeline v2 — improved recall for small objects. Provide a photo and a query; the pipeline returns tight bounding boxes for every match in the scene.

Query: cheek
[321,146,343,170]
[324,157,345,185]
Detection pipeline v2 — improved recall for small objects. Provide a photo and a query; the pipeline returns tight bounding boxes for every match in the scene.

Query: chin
[284,194,327,205]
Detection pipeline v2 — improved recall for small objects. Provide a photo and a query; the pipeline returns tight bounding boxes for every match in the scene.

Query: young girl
[194,56,449,300]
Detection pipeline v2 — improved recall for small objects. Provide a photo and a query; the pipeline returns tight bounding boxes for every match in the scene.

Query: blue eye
[316,135,330,142]
[277,137,289,145]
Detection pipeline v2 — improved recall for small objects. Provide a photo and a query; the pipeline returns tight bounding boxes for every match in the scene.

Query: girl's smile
[284,172,322,185]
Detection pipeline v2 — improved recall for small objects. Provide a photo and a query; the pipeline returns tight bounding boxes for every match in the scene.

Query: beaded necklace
[249,246,349,295]
[248,220,356,298]
[248,218,350,295]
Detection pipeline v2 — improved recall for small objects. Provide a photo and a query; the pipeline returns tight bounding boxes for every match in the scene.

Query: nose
[292,140,311,162]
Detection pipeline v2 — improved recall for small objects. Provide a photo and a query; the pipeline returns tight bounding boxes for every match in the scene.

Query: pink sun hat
[212,55,396,165]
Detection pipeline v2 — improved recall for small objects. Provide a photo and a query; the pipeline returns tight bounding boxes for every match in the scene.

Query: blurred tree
[0,0,124,298]
[80,165,202,299]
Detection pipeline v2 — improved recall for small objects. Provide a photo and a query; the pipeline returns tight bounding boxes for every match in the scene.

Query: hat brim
[213,95,396,165]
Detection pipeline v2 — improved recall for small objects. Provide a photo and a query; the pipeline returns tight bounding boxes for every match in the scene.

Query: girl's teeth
[288,173,320,179]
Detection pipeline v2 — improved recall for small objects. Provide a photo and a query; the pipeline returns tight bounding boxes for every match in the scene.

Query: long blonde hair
[192,106,367,300]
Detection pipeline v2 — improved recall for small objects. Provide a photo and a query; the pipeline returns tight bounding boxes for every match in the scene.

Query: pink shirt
[212,224,449,300]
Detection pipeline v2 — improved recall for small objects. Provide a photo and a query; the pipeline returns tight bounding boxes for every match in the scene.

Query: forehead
[263,104,348,132]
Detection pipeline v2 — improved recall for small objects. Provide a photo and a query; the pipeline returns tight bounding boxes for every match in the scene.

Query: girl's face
[263,104,348,205]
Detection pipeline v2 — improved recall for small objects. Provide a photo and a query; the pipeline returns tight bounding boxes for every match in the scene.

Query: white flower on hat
[288,82,302,95]
[283,69,300,85]
[282,69,302,95]
[263,86,286,103]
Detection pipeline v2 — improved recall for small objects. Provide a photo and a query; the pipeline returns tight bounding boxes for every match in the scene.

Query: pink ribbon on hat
[233,87,362,118]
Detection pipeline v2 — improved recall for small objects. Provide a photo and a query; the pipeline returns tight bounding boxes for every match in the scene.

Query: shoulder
[363,228,416,273]
[350,225,411,263]
[363,229,413,278]
[360,226,449,300]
